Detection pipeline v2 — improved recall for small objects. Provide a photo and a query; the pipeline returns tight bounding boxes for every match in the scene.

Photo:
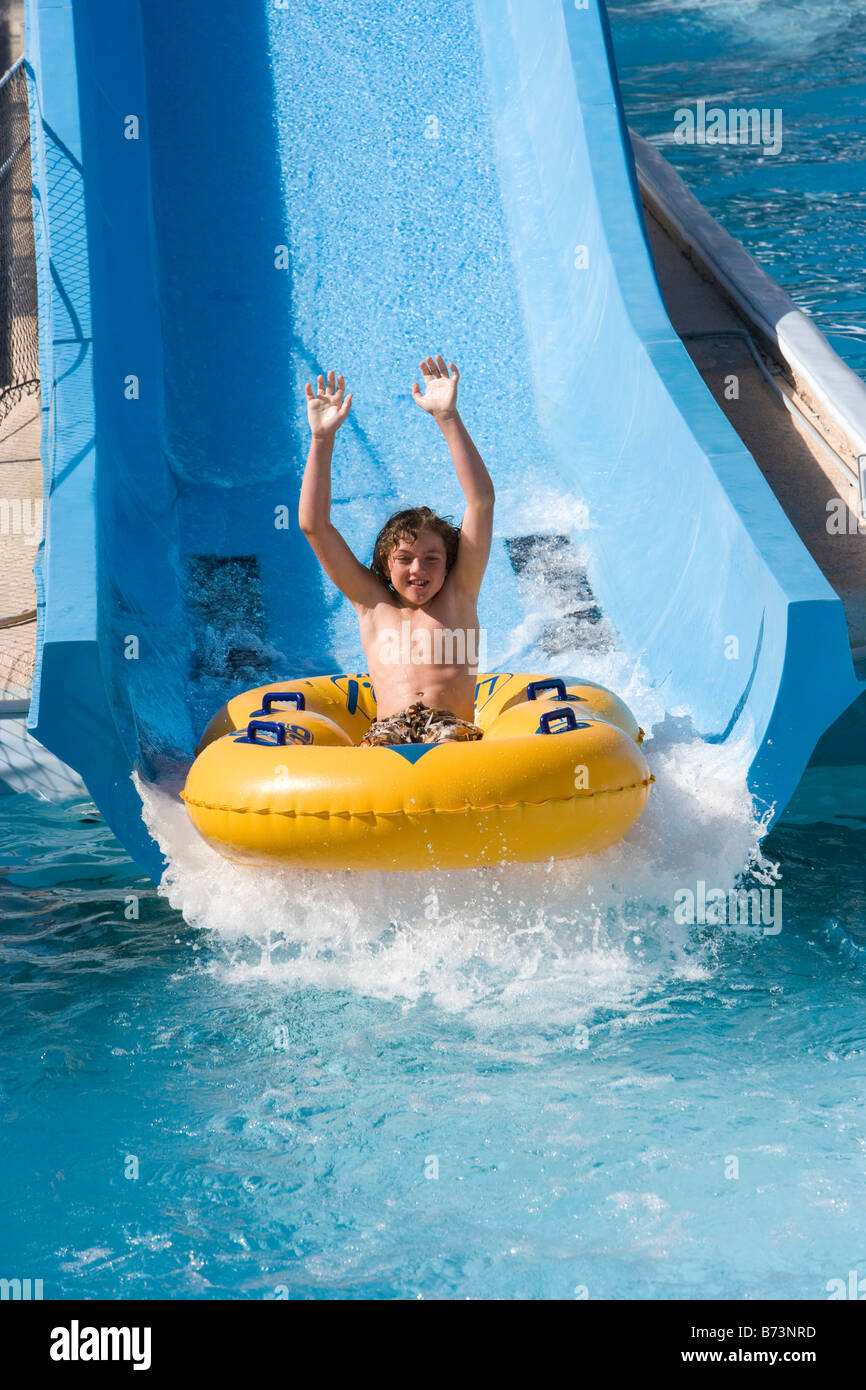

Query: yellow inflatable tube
[182,673,653,871]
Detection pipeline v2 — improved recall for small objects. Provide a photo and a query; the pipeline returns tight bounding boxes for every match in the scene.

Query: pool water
[609,0,866,380]
[3,645,865,1299]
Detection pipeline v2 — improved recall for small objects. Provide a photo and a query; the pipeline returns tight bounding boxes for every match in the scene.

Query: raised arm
[411,355,494,597]
[299,371,386,609]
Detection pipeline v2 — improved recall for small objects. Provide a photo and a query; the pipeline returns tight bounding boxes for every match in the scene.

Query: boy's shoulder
[353,586,401,618]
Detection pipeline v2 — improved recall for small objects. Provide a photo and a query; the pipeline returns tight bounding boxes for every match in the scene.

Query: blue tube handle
[527,678,567,701]
[262,690,305,713]
[247,719,287,745]
[539,707,585,735]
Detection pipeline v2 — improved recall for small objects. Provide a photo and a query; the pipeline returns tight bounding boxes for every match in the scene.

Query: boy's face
[387,528,448,606]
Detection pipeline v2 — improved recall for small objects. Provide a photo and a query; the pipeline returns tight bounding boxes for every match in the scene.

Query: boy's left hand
[411,355,459,419]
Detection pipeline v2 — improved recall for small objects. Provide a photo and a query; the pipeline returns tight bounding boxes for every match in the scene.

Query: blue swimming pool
[609,0,866,381]
[4,636,865,1300]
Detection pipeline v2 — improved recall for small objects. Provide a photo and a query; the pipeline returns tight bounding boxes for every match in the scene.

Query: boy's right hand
[305,371,353,439]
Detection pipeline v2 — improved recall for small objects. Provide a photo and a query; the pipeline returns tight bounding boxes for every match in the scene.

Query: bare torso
[356,585,481,722]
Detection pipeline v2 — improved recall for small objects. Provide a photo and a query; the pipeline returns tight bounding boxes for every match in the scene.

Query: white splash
[135,685,767,1025]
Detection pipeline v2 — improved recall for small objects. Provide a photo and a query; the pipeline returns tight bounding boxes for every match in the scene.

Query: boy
[298,355,495,746]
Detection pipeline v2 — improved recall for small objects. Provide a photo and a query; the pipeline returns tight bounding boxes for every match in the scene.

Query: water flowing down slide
[24,0,861,881]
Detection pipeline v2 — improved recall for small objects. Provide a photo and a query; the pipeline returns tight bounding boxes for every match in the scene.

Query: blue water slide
[25,0,861,882]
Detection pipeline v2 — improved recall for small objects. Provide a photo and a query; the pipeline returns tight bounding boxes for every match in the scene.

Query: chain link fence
[0,56,38,422]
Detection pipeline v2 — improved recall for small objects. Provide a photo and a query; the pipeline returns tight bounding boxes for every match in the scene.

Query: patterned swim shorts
[359,701,484,747]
